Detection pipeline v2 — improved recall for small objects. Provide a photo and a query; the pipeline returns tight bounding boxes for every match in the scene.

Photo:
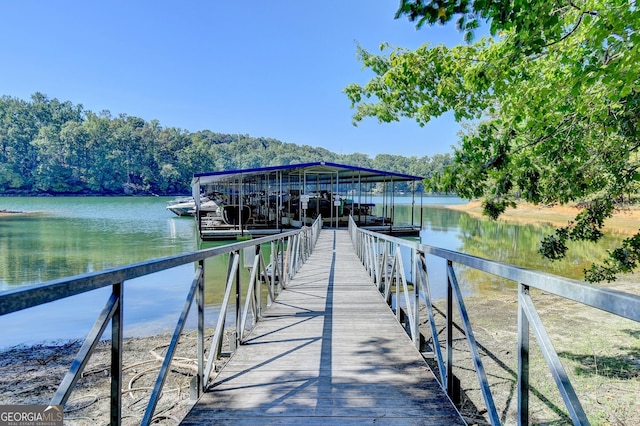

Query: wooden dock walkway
[181,230,464,425]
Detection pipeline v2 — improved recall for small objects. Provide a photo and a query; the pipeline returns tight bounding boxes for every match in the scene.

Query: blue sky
[0,1,471,158]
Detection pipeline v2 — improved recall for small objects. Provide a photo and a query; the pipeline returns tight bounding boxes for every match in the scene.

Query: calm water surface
[0,196,623,348]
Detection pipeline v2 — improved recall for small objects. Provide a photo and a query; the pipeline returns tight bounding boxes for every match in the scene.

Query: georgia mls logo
[0,405,63,426]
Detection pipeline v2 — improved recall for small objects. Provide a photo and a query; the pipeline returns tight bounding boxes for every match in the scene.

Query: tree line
[0,93,452,196]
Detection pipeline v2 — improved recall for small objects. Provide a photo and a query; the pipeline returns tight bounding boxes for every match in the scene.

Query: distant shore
[444,200,640,235]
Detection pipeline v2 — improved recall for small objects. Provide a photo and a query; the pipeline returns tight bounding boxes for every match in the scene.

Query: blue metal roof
[192,161,424,185]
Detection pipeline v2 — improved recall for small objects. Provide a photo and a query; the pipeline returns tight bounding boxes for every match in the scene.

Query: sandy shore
[446,200,640,234]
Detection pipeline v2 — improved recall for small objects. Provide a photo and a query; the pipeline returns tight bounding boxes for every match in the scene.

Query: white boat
[166,196,221,217]
[166,197,198,216]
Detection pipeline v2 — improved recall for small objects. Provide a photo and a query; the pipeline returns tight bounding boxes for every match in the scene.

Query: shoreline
[443,200,640,235]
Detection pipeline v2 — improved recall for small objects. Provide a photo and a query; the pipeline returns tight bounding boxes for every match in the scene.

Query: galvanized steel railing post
[51,289,122,417]
[239,245,262,341]
[383,245,393,303]
[301,230,307,266]
[380,240,389,288]
[413,248,420,349]
[234,249,241,351]
[204,252,240,382]
[374,237,380,281]
[297,232,303,272]
[302,229,309,263]
[394,249,400,321]
[362,234,369,273]
[287,235,294,280]
[142,265,203,425]
[446,261,454,396]
[364,234,371,275]
[291,234,298,275]
[197,260,204,397]
[110,282,123,426]
[448,263,500,424]
[270,240,278,296]
[518,283,530,426]
[370,236,377,283]
[277,239,284,293]
[301,230,307,267]
[255,244,262,315]
[283,235,293,288]
[259,244,274,312]
[299,232,306,265]
[520,283,589,424]
[416,253,446,383]
[294,233,300,274]
[380,239,385,285]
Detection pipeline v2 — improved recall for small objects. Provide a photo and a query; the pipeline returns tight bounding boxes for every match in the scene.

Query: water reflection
[412,204,626,299]
[197,242,279,307]
[454,212,623,279]
[0,197,198,288]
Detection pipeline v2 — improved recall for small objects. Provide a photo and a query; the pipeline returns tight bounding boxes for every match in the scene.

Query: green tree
[338,152,371,168]
[32,121,89,193]
[345,0,640,281]
[82,111,118,192]
[0,96,39,191]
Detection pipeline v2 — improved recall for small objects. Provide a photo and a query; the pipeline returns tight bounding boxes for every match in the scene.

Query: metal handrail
[348,216,640,426]
[0,216,323,425]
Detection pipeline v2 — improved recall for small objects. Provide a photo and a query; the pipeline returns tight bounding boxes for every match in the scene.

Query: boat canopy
[191,161,423,187]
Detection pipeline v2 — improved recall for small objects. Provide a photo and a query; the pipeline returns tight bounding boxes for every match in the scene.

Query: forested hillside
[0,93,452,196]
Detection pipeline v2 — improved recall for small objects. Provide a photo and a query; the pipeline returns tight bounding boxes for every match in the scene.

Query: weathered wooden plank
[181,230,464,425]
[184,405,453,417]
[222,355,428,369]
[181,415,462,426]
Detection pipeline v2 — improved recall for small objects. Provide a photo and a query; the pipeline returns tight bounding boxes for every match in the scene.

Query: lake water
[0,196,624,348]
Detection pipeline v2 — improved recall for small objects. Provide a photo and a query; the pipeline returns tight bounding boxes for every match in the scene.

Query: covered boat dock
[191,161,424,240]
